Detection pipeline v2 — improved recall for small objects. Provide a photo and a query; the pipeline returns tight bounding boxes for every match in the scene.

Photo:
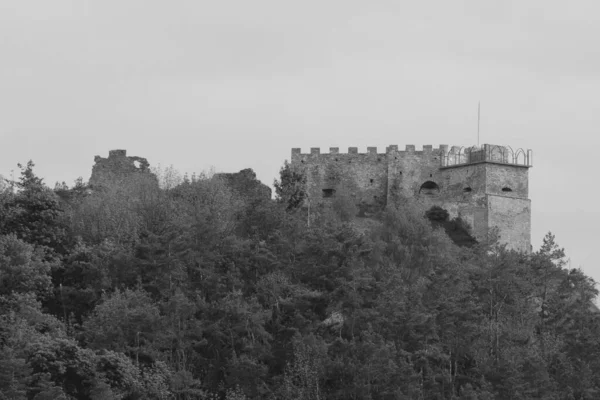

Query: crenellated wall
[292,147,390,209]
[291,144,533,252]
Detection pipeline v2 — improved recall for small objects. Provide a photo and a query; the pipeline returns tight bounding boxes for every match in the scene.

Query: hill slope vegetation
[0,161,598,400]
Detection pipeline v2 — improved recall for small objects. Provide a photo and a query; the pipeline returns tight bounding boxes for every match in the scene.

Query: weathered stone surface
[91,151,271,205]
[214,168,272,201]
[291,144,533,252]
[90,150,155,188]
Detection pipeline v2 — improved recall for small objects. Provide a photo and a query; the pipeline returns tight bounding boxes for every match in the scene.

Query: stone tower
[291,144,532,252]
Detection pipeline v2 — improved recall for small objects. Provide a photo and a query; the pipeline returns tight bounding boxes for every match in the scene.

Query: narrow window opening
[301,160,305,163]
[370,179,374,184]
[399,171,403,175]
[430,173,432,178]
[463,187,472,193]
[322,188,335,198]
[502,187,513,192]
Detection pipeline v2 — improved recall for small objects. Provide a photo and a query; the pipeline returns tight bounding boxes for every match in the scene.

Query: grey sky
[1,1,599,281]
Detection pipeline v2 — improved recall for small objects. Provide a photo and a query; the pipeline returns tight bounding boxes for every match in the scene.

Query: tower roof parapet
[441,144,533,168]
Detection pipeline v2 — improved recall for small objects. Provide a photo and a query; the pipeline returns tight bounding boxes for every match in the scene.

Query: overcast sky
[1,0,598,283]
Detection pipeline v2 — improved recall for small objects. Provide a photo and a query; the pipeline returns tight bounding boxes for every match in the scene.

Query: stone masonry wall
[292,147,389,209]
[386,145,446,202]
[485,164,529,198]
[291,144,532,252]
[437,163,488,240]
[89,149,154,188]
[487,195,531,252]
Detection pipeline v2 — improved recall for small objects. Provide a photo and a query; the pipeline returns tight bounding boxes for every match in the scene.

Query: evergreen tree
[0,161,67,254]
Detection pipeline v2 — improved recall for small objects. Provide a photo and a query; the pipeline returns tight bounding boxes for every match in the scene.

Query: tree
[279,335,325,400]
[0,174,9,193]
[0,161,67,253]
[83,288,161,363]
[0,234,53,299]
[274,161,306,211]
[66,176,144,247]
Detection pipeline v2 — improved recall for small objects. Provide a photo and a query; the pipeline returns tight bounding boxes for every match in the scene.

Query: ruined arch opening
[419,181,440,196]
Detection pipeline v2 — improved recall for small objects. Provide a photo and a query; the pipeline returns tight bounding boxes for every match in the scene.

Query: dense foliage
[0,161,599,399]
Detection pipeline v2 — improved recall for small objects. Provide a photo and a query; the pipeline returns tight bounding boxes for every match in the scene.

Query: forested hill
[1,160,599,400]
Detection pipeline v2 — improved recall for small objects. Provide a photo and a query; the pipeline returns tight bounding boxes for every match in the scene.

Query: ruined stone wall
[89,149,155,188]
[214,169,272,200]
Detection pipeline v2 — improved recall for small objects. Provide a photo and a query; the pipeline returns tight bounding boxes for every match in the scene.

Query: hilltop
[0,152,598,399]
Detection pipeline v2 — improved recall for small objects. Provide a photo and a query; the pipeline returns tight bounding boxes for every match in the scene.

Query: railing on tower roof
[441,145,533,168]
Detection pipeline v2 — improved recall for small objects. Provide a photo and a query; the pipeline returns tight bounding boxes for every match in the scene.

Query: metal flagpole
[477,101,480,147]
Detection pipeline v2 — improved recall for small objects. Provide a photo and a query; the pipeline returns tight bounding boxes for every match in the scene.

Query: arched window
[502,187,513,192]
[419,181,440,196]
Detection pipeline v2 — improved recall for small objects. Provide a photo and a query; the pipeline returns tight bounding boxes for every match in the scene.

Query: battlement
[384,144,449,154]
[292,144,533,169]
[292,145,450,157]
[292,147,381,156]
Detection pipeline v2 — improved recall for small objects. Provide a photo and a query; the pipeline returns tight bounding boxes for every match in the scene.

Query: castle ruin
[291,144,533,252]
[89,150,271,201]
[89,149,154,188]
